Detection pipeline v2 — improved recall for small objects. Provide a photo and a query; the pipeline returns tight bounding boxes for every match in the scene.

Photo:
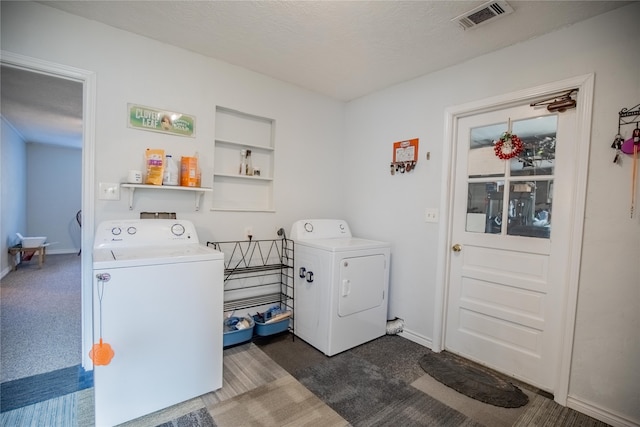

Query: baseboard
[567,395,639,427]
[398,328,432,350]
[1,266,12,280]
[47,249,79,255]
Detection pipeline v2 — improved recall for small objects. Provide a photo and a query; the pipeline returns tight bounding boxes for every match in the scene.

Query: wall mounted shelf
[120,183,212,211]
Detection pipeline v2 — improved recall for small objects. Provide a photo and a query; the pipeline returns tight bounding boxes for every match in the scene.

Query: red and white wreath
[493,132,523,160]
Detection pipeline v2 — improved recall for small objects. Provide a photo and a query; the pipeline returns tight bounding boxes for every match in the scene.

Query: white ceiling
[1,1,630,148]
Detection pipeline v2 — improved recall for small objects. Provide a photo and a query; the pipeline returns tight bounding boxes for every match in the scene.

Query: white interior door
[445,102,577,392]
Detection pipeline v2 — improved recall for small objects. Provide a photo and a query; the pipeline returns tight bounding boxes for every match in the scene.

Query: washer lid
[93,243,223,269]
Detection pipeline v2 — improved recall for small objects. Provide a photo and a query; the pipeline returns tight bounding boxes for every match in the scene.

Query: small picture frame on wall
[127,103,195,137]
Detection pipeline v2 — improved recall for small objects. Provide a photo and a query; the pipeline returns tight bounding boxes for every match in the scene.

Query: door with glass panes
[445,103,576,391]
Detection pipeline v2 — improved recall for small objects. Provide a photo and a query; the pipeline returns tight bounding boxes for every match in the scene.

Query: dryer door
[338,254,385,317]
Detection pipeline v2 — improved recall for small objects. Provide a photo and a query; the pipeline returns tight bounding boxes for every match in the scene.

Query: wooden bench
[8,244,47,270]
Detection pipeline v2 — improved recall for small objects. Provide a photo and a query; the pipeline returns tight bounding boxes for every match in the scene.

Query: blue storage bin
[253,316,290,336]
[223,316,254,347]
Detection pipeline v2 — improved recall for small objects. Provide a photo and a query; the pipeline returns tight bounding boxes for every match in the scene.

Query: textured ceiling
[1,65,83,148]
[1,1,630,148]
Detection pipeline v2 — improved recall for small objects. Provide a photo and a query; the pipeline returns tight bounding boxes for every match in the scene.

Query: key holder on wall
[611,103,640,161]
[611,103,640,217]
[390,138,419,175]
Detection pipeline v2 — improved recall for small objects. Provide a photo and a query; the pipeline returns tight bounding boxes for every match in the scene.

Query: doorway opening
[1,51,96,379]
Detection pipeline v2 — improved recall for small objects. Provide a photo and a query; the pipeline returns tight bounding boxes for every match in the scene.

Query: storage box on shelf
[213,107,275,212]
[207,238,294,340]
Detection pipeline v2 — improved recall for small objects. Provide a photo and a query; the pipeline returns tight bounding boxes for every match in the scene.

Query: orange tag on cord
[90,338,115,366]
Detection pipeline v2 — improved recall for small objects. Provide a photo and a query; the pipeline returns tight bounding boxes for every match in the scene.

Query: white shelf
[121,183,212,211]
[213,173,273,182]
[214,139,274,152]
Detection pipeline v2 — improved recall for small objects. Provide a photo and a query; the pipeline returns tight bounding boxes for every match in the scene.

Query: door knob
[452,244,462,252]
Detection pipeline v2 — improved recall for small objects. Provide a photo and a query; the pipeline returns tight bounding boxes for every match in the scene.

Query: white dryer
[290,219,390,356]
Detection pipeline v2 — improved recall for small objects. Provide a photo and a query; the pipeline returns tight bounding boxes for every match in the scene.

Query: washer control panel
[290,219,352,241]
[94,219,199,249]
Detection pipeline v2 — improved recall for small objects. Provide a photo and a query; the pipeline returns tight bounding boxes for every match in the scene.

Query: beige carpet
[117,343,347,427]
[208,374,348,427]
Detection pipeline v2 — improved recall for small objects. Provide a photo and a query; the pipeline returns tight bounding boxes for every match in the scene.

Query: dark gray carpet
[156,407,216,427]
[297,354,481,426]
[1,253,82,383]
[419,350,529,408]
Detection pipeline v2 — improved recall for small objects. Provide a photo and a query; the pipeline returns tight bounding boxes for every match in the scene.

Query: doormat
[419,351,529,408]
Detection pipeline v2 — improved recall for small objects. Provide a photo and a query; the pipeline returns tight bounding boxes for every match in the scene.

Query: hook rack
[390,161,416,175]
[390,138,419,176]
[611,103,640,162]
[618,103,640,128]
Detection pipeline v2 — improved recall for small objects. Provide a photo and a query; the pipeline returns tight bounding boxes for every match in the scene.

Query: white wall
[1,117,27,276]
[0,1,346,244]
[26,143,81,253]
[344,3,639,426]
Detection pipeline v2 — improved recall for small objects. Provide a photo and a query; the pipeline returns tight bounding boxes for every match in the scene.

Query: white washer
[92,219,224,427]
[290,219,391,356]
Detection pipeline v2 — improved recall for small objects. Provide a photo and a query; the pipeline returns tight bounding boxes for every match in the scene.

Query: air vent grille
[453,1,514,30]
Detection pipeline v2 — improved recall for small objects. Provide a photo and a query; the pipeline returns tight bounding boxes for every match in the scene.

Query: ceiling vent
[452,1,514,30]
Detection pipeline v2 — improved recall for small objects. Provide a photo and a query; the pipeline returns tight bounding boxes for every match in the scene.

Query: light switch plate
[99,182,120,200]
[425,208,439,223]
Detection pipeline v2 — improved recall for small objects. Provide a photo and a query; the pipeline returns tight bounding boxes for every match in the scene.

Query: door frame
[1,50,97,370]
[432,74,594,404]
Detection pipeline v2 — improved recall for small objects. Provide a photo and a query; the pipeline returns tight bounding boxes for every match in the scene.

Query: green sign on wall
[128,104,195,137]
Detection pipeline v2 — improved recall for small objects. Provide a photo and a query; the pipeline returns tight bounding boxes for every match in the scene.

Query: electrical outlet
[244,226,253,240]
[425,208,439,223]
[99,182,120,200]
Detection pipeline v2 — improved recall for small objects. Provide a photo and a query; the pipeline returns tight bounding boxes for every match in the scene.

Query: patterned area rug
[419,350,529,408]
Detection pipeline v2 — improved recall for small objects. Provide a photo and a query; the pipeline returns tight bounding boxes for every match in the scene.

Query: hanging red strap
[632,127,640,218]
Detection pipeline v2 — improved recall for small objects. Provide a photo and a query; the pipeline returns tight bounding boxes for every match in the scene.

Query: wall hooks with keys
[390,138,419,176]
[611,103,640,217]
[611,103,640,164]
[390,161,416,175]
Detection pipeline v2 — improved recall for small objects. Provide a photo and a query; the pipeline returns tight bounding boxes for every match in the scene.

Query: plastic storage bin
[223,316,254,347]
[253,316,290,337]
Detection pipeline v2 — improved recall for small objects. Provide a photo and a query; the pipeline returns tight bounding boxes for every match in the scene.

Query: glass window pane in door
[466,181,504,234]
[507,180,553,238]
[468,123,506,178]
[510,116,557,176]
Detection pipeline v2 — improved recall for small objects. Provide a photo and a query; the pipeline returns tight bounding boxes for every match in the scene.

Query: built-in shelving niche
[213,107,275,212]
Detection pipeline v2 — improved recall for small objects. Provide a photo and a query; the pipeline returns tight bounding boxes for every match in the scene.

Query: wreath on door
[494,132,523,160]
